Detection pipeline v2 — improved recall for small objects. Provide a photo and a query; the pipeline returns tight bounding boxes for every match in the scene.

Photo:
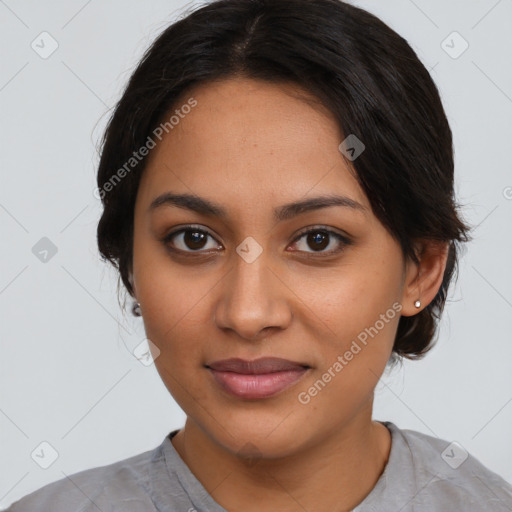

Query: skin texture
[131,77,449,511]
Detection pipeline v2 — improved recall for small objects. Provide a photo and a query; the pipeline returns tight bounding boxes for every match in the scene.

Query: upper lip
[206,357,309,374]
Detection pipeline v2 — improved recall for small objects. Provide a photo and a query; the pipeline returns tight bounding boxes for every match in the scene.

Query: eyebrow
[149,192,367,221]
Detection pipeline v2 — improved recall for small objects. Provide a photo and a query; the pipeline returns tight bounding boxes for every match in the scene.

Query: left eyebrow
[274,195,367,221]
[148,192,367,220]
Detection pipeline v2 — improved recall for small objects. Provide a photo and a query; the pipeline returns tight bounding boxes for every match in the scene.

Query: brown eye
[306,231,329,251]
[290,227,352,255]
[163,226,221,253]
[183,230,208,250]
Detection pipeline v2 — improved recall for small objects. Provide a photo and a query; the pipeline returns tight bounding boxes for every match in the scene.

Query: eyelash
[161,224,352,258]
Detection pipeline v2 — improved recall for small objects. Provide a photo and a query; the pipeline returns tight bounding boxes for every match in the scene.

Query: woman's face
[132,77,418,457]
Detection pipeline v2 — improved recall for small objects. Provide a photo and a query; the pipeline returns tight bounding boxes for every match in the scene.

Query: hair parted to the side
[96,0,473,364]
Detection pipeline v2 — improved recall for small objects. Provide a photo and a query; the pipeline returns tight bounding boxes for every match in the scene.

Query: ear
[400,240,450,317]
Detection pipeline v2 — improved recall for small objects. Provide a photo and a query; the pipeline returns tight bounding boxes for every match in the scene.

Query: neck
[171,404,391,512]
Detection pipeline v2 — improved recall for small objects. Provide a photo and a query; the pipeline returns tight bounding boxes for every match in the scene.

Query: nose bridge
[215,243,291,340]
[232,249,269,303]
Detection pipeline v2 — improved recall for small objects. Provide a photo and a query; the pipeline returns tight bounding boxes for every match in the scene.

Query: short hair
[96,0,473,363]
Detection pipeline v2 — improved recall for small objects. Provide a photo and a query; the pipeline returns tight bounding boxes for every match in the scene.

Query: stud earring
[132,301,142,317]
[414,300,421,308]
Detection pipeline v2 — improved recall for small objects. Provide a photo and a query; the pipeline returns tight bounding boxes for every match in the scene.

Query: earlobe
[400,240,450,317]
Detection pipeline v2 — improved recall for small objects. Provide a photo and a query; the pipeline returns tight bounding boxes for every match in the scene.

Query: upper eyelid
[292,225,348,240]
[165,224,219,241]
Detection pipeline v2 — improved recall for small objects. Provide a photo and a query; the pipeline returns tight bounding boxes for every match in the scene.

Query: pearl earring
[132,301,142,317]
[414,300,421,308]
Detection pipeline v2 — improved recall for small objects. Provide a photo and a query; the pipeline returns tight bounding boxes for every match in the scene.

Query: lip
[206,357,310,400]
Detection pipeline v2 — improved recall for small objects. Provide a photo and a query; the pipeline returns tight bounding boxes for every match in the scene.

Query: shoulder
[5,440,167,512]
[385,422,512,511]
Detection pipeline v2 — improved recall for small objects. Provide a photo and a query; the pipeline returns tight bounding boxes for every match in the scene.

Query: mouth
[205,357,311,400]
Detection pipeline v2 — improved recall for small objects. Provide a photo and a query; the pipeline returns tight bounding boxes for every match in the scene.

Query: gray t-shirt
[6,421,512,511]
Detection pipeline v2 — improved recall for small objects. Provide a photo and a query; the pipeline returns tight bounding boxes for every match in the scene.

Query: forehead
[138,77,370,215]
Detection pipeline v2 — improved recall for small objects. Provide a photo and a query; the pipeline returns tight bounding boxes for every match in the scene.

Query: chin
[199,409,317,460]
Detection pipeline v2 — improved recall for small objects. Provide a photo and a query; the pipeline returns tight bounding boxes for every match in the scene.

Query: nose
[213,250,293,341]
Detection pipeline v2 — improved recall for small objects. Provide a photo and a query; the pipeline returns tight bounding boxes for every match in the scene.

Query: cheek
[133,278,197,373]
[290,258,402,342]
[295,294,400,420]
[139,276,212,404]
[133,229,211,343]
[289,255,402,407]
[139,276,209,360]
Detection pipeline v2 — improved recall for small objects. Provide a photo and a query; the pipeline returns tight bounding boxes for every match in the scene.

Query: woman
[7,0,512,510]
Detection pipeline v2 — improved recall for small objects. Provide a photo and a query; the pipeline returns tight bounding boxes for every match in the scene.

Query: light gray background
[1,0,511,508]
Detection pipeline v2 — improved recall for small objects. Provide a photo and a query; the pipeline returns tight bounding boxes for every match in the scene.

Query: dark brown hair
[96,0,472,362]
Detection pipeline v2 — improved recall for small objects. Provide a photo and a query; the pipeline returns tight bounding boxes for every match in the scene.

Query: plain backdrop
[1,0,511,508]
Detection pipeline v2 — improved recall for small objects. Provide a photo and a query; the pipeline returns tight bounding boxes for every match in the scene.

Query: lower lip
[209,368,309,400]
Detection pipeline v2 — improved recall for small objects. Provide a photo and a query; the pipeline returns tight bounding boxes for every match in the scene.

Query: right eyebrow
[149,193,227,217]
